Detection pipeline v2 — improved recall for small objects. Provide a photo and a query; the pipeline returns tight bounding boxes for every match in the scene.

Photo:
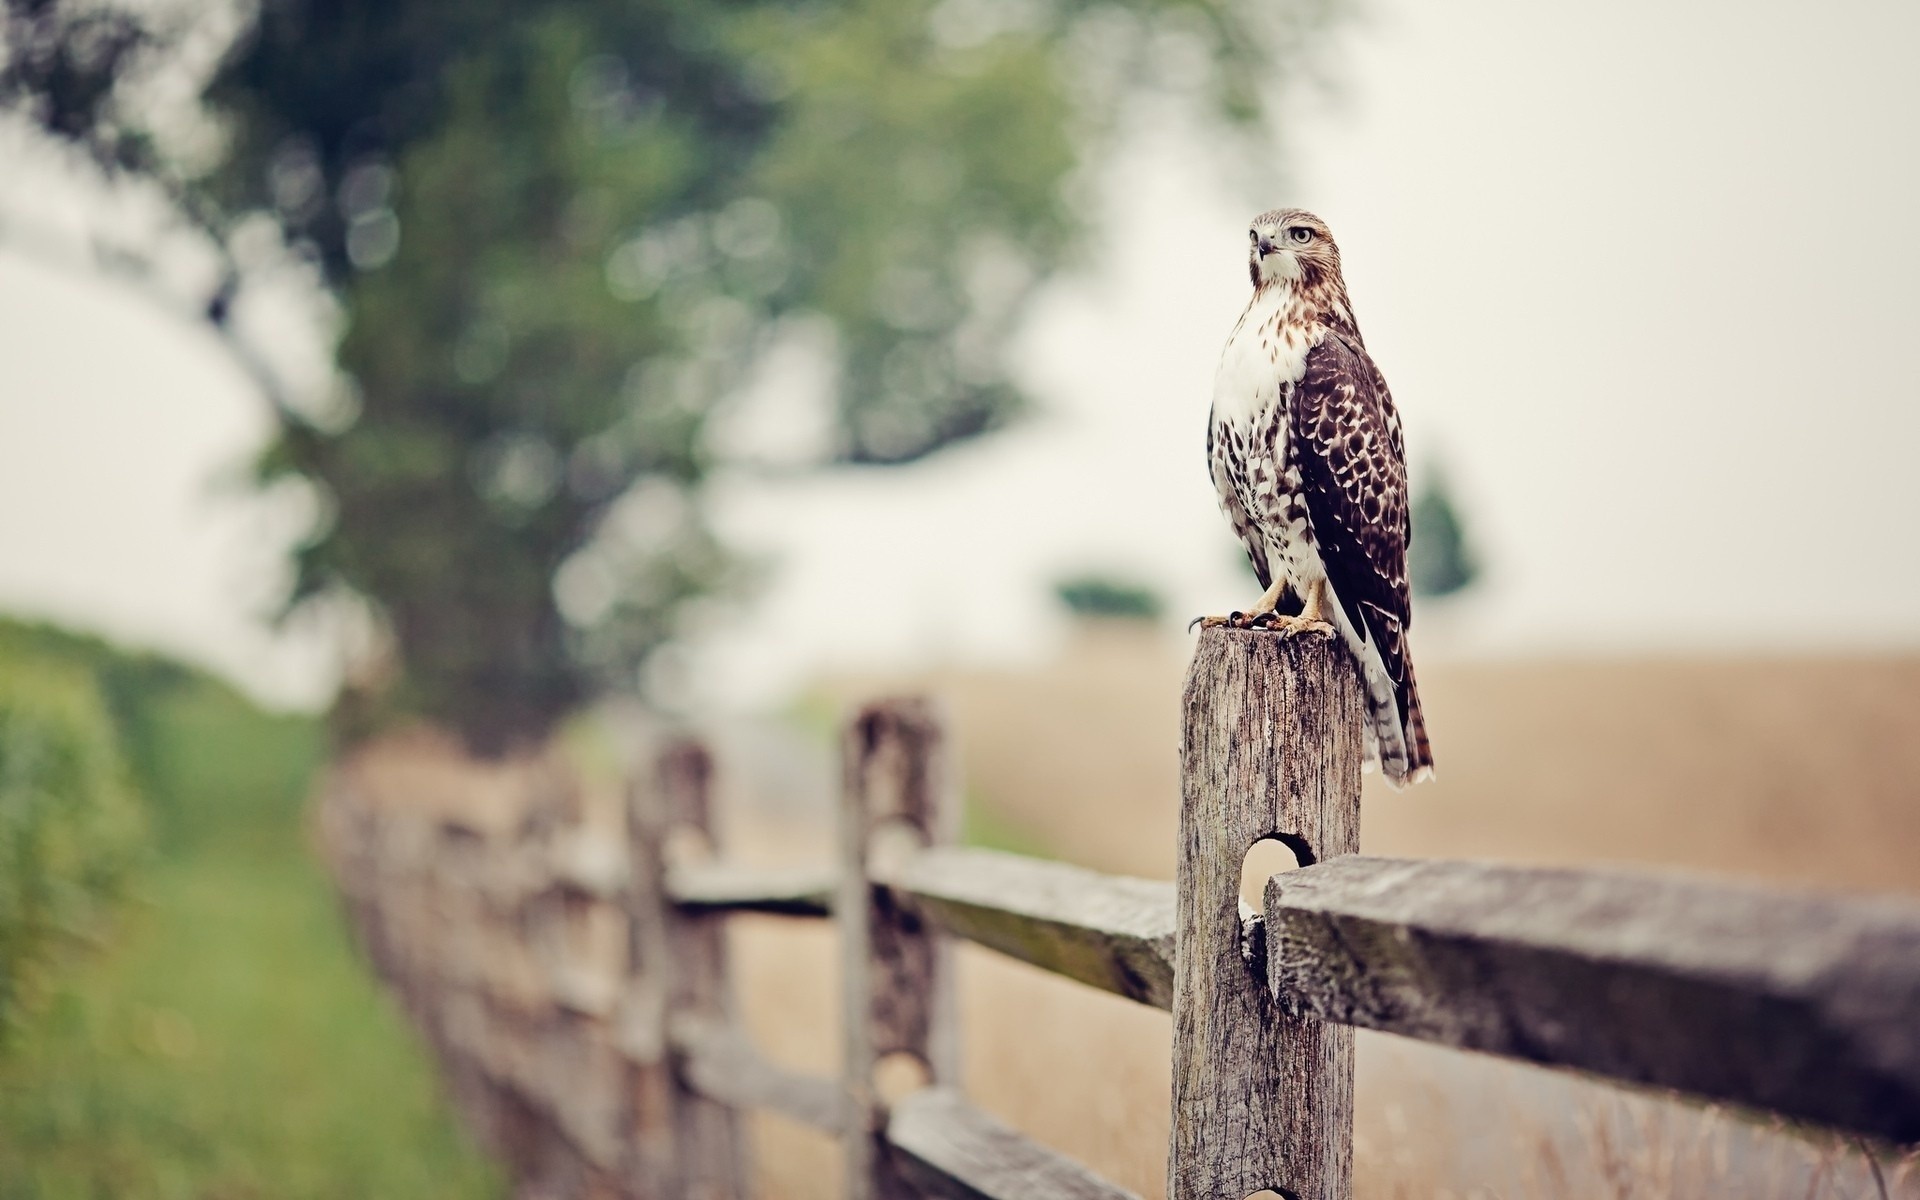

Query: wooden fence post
[659,741,751,1200]
[840,699,961,1200]
[1170,627,1365,1200]
[625,761,677,1199]
[626,739,750,1200]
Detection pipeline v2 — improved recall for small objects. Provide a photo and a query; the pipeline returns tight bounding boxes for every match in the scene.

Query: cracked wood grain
[878,846,1178,1010]
[1170,627,1364,1200]
[1264,855,1920,1145]
[666,847,1180,1010]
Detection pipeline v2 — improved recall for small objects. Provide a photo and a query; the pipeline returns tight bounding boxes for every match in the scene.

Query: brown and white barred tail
[1396,669,1434,786]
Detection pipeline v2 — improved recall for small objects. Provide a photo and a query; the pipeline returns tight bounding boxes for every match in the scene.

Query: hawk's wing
[1292,331,1413,708]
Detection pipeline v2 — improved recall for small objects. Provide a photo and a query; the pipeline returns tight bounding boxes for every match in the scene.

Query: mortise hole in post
[1245,1190,1299,1200]
[867,816,925,878]
[1239,835,1312,911]
[872,1050,932,1105]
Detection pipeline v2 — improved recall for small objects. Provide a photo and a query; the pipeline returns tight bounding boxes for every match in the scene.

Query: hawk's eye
[1288,227,1313,246]
[1249,229,1259,242]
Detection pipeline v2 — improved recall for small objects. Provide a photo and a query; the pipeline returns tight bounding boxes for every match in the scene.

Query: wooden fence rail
[318,628,1920,1200]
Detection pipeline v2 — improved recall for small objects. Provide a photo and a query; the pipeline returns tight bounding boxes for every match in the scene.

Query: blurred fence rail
[317,629,1920,1200]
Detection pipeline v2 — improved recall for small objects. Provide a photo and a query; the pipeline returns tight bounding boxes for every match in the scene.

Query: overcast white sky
[2,0,1917,709]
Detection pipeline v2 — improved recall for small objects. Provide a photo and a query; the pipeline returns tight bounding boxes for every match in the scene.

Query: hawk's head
[1247,208,1343,295]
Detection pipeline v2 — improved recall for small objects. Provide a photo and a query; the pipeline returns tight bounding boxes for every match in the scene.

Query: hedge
[0,651,144,1039]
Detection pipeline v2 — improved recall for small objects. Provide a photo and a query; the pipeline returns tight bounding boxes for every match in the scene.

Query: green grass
[0,655,502,1200]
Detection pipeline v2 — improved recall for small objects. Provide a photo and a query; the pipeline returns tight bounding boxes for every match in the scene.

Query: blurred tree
[1054,574,1164,622]
[3,0,1342,752]
[0,0,153,172]
[1409,462,1480,599]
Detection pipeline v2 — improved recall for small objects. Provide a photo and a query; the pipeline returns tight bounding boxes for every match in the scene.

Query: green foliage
[0,622,186,797]
[1053,574,1166,621]
[0,652,144,1044]
[1409,463,1481,599]
[6,0,1342,753]
[0,623,496,1197]
[0,844,501,1200]
[0,619,315,852]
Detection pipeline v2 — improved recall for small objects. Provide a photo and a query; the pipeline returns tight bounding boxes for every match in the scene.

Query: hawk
[1198,209,1434,787]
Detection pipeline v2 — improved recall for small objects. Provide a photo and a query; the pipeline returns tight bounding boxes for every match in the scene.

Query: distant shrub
[1410,466,1481,599]
[0,620,192,807]
[0,652,144,1041]
[1053,576,1165,622]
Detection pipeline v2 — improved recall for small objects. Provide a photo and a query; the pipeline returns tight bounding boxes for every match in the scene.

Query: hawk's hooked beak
[1256,234,1277,258]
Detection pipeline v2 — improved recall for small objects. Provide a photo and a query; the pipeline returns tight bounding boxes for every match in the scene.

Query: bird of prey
[1197,209,1434,787]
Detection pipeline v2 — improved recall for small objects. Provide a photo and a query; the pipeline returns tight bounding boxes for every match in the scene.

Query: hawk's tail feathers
[1396,668,1435,787]
[1332,601,1432,789]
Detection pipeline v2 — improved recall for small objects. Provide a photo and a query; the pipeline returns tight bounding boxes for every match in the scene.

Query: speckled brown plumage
[1207,209,1433,786]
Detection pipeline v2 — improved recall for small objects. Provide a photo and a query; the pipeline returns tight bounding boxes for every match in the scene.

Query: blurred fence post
[658,740,751,1200]
[839,699,961,1200]
[624,738,750,1200]
[1169,628,1365,1200]
[622,751,676,1197]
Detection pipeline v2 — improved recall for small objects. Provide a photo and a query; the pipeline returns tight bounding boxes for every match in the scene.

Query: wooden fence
[318,628,1920,1199]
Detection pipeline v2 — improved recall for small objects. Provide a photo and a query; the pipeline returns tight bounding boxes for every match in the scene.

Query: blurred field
[879,622,1920,894]
[720,622,1920,1199]
[0,638,499,1200]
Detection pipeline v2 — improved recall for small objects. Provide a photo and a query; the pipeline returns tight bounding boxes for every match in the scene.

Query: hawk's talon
[1189,609,1297,633]
[1268,616,1336,639]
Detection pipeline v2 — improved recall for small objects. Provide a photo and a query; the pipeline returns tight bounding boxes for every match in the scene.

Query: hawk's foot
[1262,614,1336,639]
[1187,611,1261,633]
[1189,577,1294,633]
[1185,611,1332,636]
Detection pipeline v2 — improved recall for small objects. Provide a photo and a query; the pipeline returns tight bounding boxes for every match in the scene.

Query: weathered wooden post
[626,739,750,1200]
[839,699,961,1200]
[1170,627,1365,1200]
[623,765,677,1198]
[658,741,751,1200]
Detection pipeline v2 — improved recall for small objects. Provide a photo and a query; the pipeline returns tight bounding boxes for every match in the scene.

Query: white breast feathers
[1212,284,1315,428]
